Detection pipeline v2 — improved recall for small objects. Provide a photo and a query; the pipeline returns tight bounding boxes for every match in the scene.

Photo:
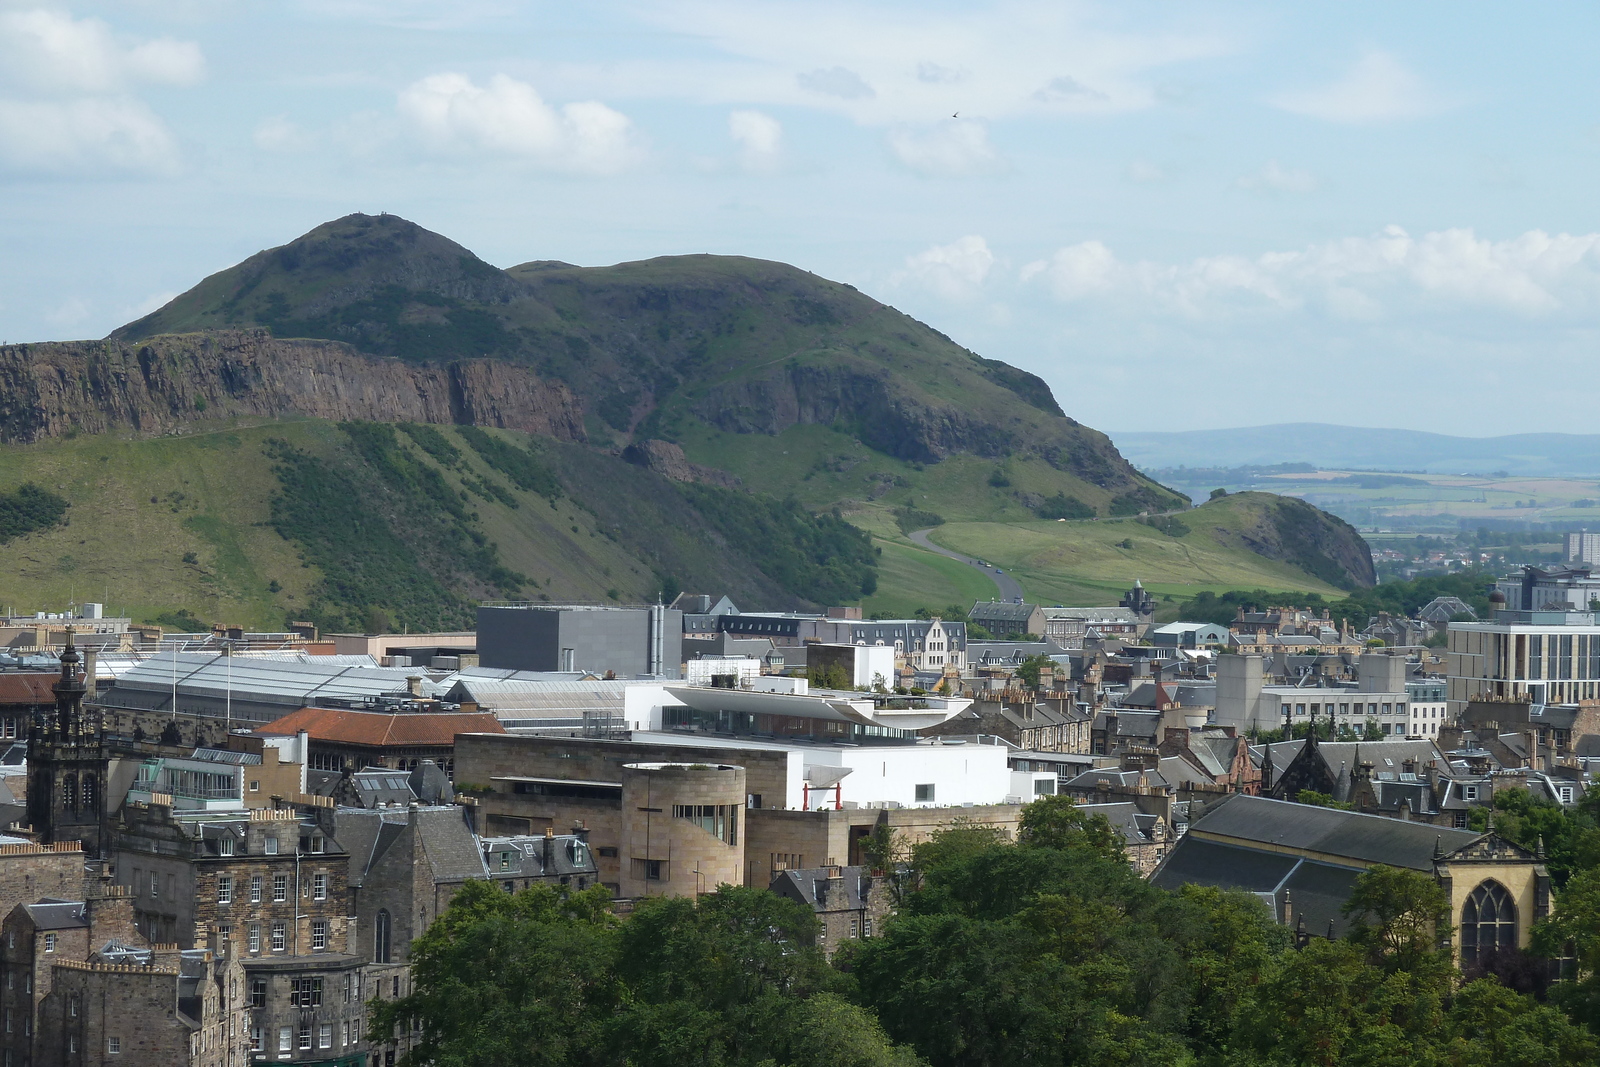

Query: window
[249,780,260,792]
[863,917,873,937]
[914,784,935,803]
[250,978,266,1008]
[374,909,392,964]
[1461,881,1517,965]
[247,923,260,953]
[499,853,512,871]
[218,836,234,857]
[1561,786,1576,804]
[313,873,327,901]
[217,875,232,904]
[264,836,279,855]
[273,874,288,902]
[69,996,77,1017]
[278,1026,292,1053]
[271,921,286,951]
[107,1037,121,1054]
[311,836,325,854]
[850,918,859,938]
[62,775,76,810]
[219,923,231,944]
[43,933,55,953]
[1463,785,1479,801]
[299,1022,312,1049]
[150,873,159,899]
[290,978,322,1007]
[311,920,328,950]
[341,1021,350,1047]
[319,1023,332,1049]
[250,875,262,903]
[250,1029,261,1053]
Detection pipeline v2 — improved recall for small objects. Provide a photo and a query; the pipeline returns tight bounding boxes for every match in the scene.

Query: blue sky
[2,1,1597,434]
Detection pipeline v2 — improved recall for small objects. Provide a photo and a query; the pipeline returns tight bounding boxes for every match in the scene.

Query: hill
[0,214,1375,626]
[1112,423,1600,478]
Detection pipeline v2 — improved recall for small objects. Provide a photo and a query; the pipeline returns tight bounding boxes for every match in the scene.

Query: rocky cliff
[0,329,584,444]
[1203,492,1377,590]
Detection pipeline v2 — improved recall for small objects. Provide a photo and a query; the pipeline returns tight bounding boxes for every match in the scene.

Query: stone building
[1153,793,1550,967]
[25,634,109,855]
[618,762,745,899]
[35,941,249,1067]
[0,675,55,747]
[109,803,364,1065]
[769,864,893,956]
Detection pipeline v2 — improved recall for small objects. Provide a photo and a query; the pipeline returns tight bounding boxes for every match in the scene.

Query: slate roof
[482,834,598,880]
[334,805,489,886]
[968,602,1040,625]
[23,900,88,930]
[1187,793,1479,871]
[770,865,875,912]
[257,706,505,747]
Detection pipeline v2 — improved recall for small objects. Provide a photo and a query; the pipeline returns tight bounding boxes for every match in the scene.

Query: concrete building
[804,644,896,689]
[1447,568,1600,716]
[1215,653,1415,737]
[476,604,681,678]
[1567,531,1600,567]
[1149,622,1231,649]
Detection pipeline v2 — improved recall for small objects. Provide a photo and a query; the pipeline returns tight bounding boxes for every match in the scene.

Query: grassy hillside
[860,490,1373,613]
[112,214,1183,523]
[0,420,871,629]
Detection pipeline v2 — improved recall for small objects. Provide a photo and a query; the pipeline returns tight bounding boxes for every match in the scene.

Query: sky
[1,1,1598,435]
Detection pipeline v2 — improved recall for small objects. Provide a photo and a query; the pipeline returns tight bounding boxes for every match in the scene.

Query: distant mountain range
[1111,424,1600,479]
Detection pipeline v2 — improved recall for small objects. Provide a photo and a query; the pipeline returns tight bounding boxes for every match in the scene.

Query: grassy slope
[0,421,750,627]
[893,498,1348,610]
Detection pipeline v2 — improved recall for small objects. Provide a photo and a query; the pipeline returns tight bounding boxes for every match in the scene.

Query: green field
[859,538,1001,617]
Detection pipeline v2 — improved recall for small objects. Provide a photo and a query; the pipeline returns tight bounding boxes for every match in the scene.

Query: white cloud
[0,10,200,175]
[397,73,639,174]
[796,66,874,100]
[1023,227,1600,318]
[1272,50,1445,123]
[1125,159,1168,183]
[728,109,781,170]
[253,115,312,153]
[0,9,204,94]
[619,1,1233,125]
[0,96,177,174]
[1237,160,1316,193]
[897,235,995,300]
[888,118,1005,177]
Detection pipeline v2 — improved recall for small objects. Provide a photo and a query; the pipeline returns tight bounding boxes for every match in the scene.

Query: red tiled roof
[254,706,505,748]
[0,674,57,706]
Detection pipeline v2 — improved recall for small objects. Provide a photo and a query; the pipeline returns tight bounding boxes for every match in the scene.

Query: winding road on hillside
[908,528,1026,602]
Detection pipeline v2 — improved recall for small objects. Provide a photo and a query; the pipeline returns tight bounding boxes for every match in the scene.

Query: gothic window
[80,775,95,812]
[1461,880,1517,965]
[374,909,392,964]
[61,775,76,811]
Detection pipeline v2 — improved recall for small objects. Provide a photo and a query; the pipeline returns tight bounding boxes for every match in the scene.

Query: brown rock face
[622,439,742,488]
[0,330,585,443]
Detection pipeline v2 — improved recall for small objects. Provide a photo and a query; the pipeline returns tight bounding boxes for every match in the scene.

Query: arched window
[61,775,76,812]
[374,909,391,964]
[81,775,96,812]
[1461,881,1517,965]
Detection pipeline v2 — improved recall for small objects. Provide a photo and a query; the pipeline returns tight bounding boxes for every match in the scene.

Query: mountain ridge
[1112,423,1600,478]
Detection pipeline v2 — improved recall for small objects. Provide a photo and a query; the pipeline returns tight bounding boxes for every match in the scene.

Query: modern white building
[1446,567,1600,715]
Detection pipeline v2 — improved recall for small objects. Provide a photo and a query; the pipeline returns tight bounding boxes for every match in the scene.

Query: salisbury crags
[0,329,583,444]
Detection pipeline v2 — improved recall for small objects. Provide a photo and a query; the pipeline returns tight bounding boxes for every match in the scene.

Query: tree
[1015,794,1126,863]
[1015,653,1056,689]
[1341,864,1451,973]
[1209,488,1228,500]
[368,880,620,1067]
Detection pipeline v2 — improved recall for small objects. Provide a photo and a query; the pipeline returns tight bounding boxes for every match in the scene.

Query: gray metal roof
[1189,793,1479,871]
[109,651,445,706]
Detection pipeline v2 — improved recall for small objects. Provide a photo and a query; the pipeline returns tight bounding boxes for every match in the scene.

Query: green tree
[368,880,620,1067]
[1341,864,1451,973]
[1015,794,1125,863]
[1015,653,1056,689]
